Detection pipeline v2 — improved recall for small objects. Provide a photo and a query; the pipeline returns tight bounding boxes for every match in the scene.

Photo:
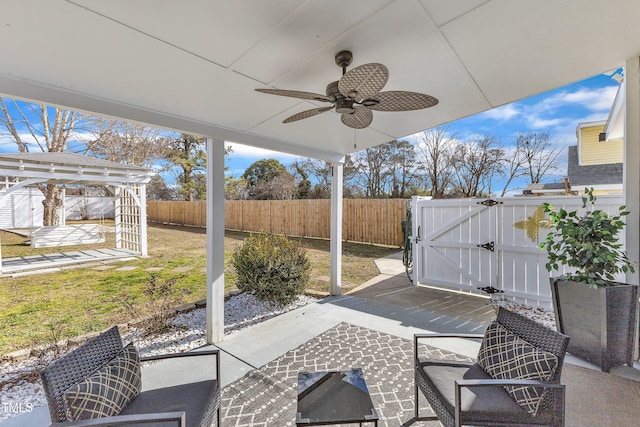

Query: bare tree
[147,175,178,201]
[89,120,168,168]
[292,158,332,198]
[353,145,393,198]
[499,144,527,197]
[251,173,296,200]
[499,132,562,196]
[292,156,359,199]
[0,98,85,225]
[388,139,421,198]
[517,132,561,184]
[290,163,312,199]
[414,127,456,198]
[451,135,504,197]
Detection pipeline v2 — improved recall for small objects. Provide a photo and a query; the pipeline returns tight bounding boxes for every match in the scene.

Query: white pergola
[0,152,154,272]
[1,1,640,344]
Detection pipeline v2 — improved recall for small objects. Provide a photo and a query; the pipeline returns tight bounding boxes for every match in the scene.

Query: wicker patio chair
[40,326,220,427]
[414,307,570,427]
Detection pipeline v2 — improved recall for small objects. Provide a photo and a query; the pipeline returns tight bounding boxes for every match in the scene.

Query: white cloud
[576,112,612,124]
[0,132,39,152]
[534,85,618,113]
[0,130,95,153]
[563,86,618,111]
[479,104,519,120]
[505,85,618,136]
[528,117,564,129]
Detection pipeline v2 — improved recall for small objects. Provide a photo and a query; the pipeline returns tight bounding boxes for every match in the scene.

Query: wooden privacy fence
[147,199,408,247]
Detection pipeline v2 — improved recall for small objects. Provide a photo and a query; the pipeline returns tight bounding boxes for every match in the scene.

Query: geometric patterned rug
[220,323,471,426]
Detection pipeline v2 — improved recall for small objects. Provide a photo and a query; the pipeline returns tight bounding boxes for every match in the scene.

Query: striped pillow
[477,321,558,416]
[64,343,141,421]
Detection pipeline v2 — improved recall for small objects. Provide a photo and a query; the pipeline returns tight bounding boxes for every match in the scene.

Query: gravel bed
[0,293,317,422]
[493,300,556,329]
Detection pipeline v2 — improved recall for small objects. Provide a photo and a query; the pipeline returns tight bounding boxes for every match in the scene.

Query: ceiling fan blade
[341,106,373,129]
[338,63,388,102]
[256,88,334,102]
[365,91,439,111]
[283,106,333,123]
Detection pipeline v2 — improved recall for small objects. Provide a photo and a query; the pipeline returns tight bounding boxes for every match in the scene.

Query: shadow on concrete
[316,271,496,335]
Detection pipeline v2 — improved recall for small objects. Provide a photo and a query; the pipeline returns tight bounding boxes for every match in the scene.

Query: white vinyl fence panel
[65,196,115,221]
[0,189,114,228]
[411,195,626,308]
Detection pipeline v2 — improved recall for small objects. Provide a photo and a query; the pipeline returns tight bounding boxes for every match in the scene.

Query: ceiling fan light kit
[256,50,438,129]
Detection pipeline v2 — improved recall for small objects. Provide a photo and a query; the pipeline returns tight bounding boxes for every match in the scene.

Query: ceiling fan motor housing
[335,99,355,114]
[326,80,354,113]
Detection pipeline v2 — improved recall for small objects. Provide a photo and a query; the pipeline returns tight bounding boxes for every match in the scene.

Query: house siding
[589,188,623,196]
[579,124,623,165]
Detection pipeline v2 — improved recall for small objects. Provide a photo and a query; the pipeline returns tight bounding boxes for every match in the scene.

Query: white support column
[330,160,344,296]
[206,137,225,343]
[624,57,640,362]
[139,184,148,257]
[625,56,640,286]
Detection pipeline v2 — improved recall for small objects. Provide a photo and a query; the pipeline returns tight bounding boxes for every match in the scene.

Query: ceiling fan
[256,50,439,129]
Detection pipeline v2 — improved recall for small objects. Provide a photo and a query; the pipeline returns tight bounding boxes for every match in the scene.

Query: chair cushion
[120,380,219,427]
[477,321,558,416]
[64,343,142,421]
[417,359,555,425]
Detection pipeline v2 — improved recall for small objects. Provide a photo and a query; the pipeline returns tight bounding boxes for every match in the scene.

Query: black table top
[296,368,378,425]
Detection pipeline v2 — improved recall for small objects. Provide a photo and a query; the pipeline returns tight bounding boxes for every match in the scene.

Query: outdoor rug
[220,322,468,426]
[220,322,640,427]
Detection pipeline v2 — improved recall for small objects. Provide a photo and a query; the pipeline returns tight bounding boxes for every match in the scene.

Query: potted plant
[541,188,637,372]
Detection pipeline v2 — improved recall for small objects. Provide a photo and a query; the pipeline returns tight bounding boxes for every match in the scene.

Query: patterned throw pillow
[477,321,558,416]
[64,343,141,421]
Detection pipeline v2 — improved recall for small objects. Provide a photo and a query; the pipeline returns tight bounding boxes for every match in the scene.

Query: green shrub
[231,233,310,304]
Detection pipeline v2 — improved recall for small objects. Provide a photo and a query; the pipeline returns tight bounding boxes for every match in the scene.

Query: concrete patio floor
[4,252,640,426]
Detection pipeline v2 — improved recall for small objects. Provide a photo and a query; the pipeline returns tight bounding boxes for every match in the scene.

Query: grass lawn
[0,222,399,355]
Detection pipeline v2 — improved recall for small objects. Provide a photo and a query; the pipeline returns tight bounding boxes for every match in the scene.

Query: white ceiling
[1,0,639,162]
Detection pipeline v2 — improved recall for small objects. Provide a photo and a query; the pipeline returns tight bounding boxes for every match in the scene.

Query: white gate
[411,195,626,308]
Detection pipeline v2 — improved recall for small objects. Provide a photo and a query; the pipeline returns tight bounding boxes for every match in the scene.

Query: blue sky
[225,68,622,193]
